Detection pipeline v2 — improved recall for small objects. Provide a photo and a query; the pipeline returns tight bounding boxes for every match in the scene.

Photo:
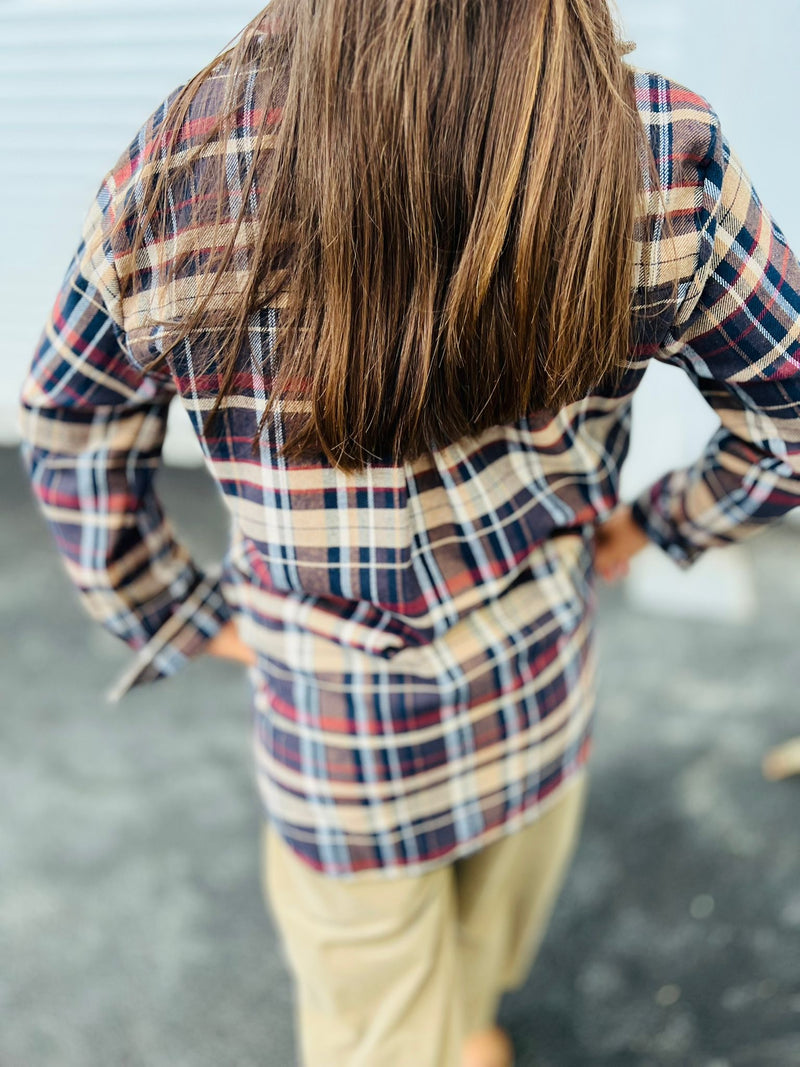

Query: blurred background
[2,2,799,1064]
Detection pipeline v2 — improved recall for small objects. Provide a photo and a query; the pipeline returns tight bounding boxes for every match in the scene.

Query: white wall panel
[0,0,261,462]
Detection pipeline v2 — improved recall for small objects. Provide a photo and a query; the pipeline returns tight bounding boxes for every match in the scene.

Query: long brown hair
[120,0,658,472]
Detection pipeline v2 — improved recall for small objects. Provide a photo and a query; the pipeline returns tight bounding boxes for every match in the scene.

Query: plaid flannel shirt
[17,64,800,877]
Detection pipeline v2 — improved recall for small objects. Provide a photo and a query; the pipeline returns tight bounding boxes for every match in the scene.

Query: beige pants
[259,771,589,1067]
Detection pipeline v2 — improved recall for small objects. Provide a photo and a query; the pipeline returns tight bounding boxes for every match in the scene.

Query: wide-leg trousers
[259,770,589,1067]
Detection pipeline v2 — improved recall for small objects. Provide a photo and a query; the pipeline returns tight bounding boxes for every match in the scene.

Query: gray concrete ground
[3,444,800,1067]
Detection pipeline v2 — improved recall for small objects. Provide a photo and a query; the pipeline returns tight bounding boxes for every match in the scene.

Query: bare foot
[461,1025,515,1067]
[763,737,800,780]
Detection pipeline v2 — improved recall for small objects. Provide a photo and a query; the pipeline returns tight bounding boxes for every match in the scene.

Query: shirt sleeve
[630,115,800,568]
[17,174,232,703]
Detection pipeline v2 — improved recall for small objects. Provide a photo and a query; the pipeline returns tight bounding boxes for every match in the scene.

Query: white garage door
[0,0,261,461]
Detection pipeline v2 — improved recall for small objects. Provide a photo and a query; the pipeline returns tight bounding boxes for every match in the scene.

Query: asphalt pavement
[3,445,799,1067]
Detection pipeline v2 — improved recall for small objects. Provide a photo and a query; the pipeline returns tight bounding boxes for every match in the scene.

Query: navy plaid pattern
[17,62,800,877]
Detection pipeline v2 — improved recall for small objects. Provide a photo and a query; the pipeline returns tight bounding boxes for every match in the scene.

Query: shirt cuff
[629,474,709,571]
[104,564,233,703]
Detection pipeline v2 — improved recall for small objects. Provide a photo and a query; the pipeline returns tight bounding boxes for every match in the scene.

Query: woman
[17,2,800,1065]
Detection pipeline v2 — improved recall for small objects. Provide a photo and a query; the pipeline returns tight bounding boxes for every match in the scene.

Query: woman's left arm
[629,116,800,567]
[17,174,235,702]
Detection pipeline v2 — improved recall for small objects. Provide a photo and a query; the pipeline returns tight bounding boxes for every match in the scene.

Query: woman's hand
[593,504,651,583]
[203,618,257,667]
